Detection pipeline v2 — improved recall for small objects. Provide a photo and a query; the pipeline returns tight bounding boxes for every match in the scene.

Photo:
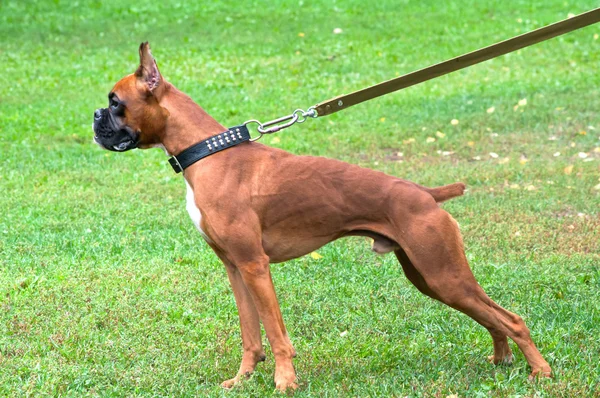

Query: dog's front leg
[235,256,298,391]
[210,245,266,388]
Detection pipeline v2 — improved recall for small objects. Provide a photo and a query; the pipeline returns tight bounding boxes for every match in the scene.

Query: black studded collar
[168,125,251,173]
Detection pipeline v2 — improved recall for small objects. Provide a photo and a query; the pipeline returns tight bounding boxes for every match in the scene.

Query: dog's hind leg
[390,194,550,378]
[395,248,513,365]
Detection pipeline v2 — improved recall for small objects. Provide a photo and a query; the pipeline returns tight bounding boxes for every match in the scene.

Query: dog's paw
[221,371,252,389]
[275,379,298,392]
[274,366,298,392]
[487,351,514,365]
[528,366,552,381]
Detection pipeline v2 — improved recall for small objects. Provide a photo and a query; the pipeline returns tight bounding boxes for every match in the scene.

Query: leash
[169,7,599,172]
[246,7,600,140]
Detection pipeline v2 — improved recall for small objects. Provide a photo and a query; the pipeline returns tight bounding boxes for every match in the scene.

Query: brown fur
[98,43,551,391]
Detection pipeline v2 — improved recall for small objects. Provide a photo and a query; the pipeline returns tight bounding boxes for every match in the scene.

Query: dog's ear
[136,42,162,93]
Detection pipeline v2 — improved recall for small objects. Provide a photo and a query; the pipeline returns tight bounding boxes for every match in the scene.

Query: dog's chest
[185,180,211,242]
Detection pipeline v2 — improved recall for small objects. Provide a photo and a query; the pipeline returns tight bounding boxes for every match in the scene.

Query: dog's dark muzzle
[93,108,139,152]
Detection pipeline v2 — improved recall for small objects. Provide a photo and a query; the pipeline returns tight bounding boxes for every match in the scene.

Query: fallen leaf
[450,119,459,125]
[518,98,527,106]
[514,231,521,236]
[578,152,588,159]
[270,137,281,144]
[379,117,386,123]
[519,158,529,165]
[333,28,343,34]
[340,330,348,337]
[526,185,536,191]
[487,106,495,114]
[578,131,587,135]
[594,183,600,190]
[467,141,475,147]
[436,131,446,138]
[594,33,599,40]
[513,105,519,111]
[426,137,436,143]
[498,157,510,164]
[310,251,323,260]
[510,184,520,189]
[564,165,574,175]
[553,152,561,157]
[403,138,416,144]
[489,152,499,158]
[594,147,600,153]
[298,32,305,37]
[472,156,481,161]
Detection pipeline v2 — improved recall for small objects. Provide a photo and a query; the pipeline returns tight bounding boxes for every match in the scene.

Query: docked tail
[422,182,466,202]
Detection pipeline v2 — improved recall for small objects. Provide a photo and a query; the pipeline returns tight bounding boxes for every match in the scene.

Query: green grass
[1,0,599,396]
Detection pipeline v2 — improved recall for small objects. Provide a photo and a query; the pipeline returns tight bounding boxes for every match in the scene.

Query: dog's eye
[110,99,119,109]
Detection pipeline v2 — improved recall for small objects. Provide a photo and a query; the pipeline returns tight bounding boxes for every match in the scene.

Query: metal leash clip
[244,107,318,142]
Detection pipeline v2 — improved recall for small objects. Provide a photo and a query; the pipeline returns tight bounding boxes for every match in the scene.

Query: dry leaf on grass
[310,252,323,260]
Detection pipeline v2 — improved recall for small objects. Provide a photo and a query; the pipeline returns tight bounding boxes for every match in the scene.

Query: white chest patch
[185,180,211,242]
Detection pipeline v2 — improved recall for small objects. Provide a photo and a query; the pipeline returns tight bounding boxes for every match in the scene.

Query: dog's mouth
[93,107,140,152]
[111,137,138,152]
[93,132,139,152]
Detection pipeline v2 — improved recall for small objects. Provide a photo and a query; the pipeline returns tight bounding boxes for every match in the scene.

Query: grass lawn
[1,0,599,396]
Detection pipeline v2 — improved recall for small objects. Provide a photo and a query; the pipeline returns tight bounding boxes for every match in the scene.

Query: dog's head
[93,42,168,152]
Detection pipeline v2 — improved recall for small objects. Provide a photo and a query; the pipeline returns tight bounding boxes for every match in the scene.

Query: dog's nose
[94,109,102,120]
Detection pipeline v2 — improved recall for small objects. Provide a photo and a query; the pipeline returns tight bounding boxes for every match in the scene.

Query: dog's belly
[185,179,211,242]
[255,154,415,262]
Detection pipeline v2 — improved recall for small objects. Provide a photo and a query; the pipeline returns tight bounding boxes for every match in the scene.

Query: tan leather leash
[247,7,599,140]
[313,7,600,117]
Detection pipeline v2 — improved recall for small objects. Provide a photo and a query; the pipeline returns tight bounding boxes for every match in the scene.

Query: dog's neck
[159,83,226,156]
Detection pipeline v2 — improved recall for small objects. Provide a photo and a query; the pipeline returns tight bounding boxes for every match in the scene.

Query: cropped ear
[136,42,162,93]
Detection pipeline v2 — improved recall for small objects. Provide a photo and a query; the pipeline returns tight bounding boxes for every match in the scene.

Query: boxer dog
[93,43,551,391]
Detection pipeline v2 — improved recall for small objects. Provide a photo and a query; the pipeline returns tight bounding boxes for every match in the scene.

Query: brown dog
[93,43,551,391]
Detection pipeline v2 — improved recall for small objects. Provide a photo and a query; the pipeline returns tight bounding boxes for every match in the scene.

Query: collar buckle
[168,156,183,173]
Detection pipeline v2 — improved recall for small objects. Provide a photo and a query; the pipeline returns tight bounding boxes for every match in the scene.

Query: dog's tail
[421,182,466,202]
